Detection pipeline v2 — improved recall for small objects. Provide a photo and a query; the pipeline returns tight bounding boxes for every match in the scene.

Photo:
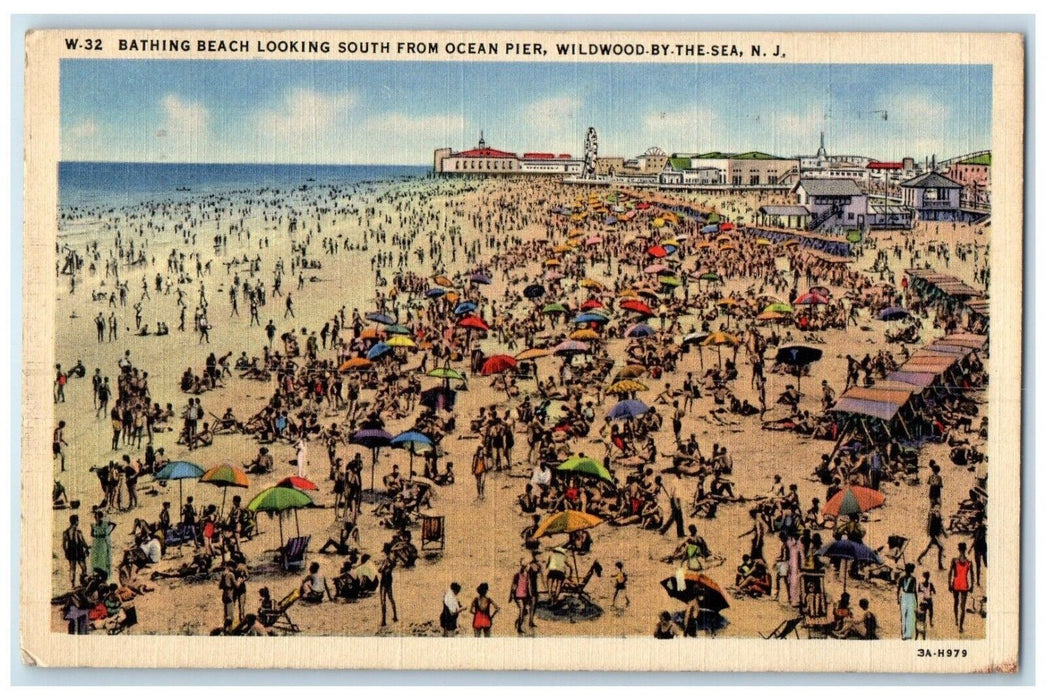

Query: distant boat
[306,178,315,182]
[175,187,191,192]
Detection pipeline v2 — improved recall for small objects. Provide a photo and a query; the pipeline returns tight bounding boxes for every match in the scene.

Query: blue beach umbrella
[153,460,205,510]
[572,312,610,325]
[626,323,656,338]
[607,399,649,420]
[454,301,478,316]
[367,342,392,360]
[365,312,395,325]
[390,430,435,476]
[426,288,446,298]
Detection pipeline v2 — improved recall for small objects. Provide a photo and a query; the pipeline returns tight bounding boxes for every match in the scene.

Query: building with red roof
[434,132,582,176]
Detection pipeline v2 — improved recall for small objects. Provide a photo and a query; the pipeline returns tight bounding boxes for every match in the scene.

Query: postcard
[20,28,1023,671]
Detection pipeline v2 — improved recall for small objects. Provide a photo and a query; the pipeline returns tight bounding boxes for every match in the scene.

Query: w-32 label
[916,648,969,658]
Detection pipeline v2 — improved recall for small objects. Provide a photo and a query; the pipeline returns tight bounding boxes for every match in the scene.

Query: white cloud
[154,95,210,162]
[250,88,358,163]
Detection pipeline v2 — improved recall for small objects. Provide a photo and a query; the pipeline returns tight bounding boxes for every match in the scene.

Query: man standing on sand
[295,436,308,478]
[95,313,105,343]
[108,312,118,341]
[378,543,398,627]
[62,514,88,588]
[265,319,276,346]
[284,293,295,319]
[53,420,68,471]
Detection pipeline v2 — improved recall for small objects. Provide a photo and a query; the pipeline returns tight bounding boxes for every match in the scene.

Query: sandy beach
[48,172,990,641]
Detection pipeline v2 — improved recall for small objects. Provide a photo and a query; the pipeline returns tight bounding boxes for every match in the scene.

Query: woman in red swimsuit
[948,542,974,633]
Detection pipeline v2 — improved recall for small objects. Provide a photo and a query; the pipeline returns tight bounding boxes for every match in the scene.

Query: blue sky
[60,60,991,164]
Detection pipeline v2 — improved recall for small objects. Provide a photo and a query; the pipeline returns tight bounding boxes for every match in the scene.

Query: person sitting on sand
[245,447,273,475]
[319,519,361,556]
[300,562,333,603]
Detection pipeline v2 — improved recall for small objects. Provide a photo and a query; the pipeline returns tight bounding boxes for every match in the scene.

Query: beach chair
[760,615,804,639]
[561,560,603,605]
[107,605,138,635]
[259,590,301,634]
[280,535,310,572]
[420,515,445,552]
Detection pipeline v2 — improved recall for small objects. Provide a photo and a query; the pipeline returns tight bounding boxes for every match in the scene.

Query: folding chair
[280,535,310,572]
[259,590,301,633]
[760,615,803,640]
[420,515,445,552]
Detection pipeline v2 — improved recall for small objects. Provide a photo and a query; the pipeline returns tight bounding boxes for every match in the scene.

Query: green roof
[960,153,991,166]
[669,157,692,170]
[690,150,786,160]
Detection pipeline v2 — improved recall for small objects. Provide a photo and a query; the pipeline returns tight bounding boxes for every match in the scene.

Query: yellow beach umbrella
[570,329,601,341]
[516,348,552,361]
[386,335,416,348]
[580,278,604,289]
[607,379,649,395]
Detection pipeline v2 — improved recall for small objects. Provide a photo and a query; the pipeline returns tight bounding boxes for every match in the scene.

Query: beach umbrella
[515,347,552,361]
[658,275,682,288]
[420,386,457,411]
[607,399,649,420]
[246,486,313,546]
[556,456,614,485]
[716,298,741,308]
[480,354,517,376]
[763,302,794,315]
[366,342,392,360]
[349,428,393,491]
[579,299,604,311]
[572,312,610,325]
[532,510,603,539]
[425,288,446,298]
[359,328,385,341]
[390,430,435,476]
[810,286,831,297]
[569,328,601,341]
[794,292,830,306]
[453,301,478,316]
[470,272,492,285]
[544,258,562,267]
[523,284,546,299]
[700,224,719,234]
[699,272,721,282]
[552,243,574,254]
[617,289,639,298]
[878,306,910,321]
[426,367,465,382]
[620,299,655,316]
[647,245,669,258]
[542,302,568,315]
[154,460,204,511]
[432,274,454,287]
[553,340,590,356]
[719,222,735,231]
[756,238,772,246]
[681,332,709,347]
[614,364,647,380]
[277,475,319,492]
[365,312,395,325]
[817,538,882,592]
[579,278,604,289]
[626,323,656,338]
[756,310,787,322]
[660,571,730,612]
[444,292,460,303]
[385,324,410,336]
[645,263,671,274]
[823,486,886,518]
[607,379,649,396]
[775,344,823,394]
[702,331,740,367]
[338,357,373,372]
[586,235,603,245]
[199,463,249,518]
[695,241,714,249]
[385,335,416,349]
[457,315,490,331]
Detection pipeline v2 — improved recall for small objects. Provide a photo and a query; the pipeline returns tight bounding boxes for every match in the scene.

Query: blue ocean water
[59,162,430,209]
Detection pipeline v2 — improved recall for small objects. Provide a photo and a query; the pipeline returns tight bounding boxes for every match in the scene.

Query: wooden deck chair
[420,515,445,552]
[259,590,301,633]
[108,605,138,635]
[280,535,310,572]
[760,615,803,639]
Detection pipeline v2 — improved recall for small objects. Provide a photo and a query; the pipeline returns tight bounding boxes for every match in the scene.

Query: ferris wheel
[582,127,598,178]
